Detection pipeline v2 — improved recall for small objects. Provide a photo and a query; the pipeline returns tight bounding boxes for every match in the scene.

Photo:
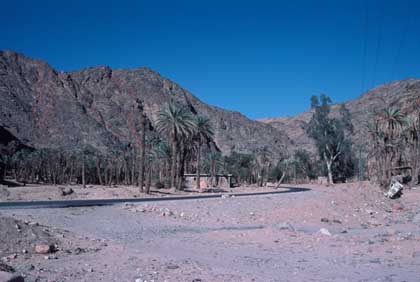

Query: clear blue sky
[1,0,420,119]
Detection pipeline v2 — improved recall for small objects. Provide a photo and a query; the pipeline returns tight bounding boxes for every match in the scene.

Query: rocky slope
[259,79,420,153]
[0,50,291,158]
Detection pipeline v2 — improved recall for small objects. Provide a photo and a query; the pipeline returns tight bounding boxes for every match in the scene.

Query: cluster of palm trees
[367,107,420,186]
[1,102,216,192]
[155,102,214,190]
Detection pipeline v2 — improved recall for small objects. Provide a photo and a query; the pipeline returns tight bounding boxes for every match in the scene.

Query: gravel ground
[1,182,420,282]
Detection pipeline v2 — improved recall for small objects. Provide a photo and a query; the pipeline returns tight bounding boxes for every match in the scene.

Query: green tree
[378,107,406,182]
[306,94,353,184]
[294,149,316,181]
[156,103,195,189]
[193,116,214,189]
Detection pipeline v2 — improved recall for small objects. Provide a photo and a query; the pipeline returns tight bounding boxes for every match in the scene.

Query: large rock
[0,271,24,282]
[59,187,74,196]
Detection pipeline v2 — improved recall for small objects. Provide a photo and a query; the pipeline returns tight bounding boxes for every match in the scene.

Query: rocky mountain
[259,78,420,153]
[0,50,292,158]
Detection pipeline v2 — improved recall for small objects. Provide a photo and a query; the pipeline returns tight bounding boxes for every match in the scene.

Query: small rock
[319,228,332,236]
[166,263,179,270]
[35,244,53,254]
[277,222,295,232]
[412,251,420,258]
[7,254,17,260]
[366,209,375,215]
[392,203,403,211]
[369,258,381,264]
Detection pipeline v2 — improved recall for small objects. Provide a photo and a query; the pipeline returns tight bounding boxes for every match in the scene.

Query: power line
[360,0,369,94]
[371,4,384,87]
[389,4,412,82]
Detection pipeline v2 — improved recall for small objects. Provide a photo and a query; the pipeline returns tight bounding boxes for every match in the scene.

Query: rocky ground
[1,182,420,282]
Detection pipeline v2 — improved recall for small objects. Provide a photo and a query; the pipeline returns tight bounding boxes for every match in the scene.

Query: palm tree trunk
[196,141,201,189]
[138,113,146,192]
[82,156,86,188]
[96,159,103,185]
[145,165,152,194]
[176,148,184,190]
[171,134,177,189]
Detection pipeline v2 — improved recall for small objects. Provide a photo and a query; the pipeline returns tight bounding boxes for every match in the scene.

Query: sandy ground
[1,182,420,282]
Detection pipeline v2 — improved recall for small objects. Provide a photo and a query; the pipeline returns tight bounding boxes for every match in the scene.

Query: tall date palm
[156,103,195,189]
[193,116,214,189]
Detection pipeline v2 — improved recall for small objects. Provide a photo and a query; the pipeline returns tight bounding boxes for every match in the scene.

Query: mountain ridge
[0,50,292,158]
[258,78,420,153]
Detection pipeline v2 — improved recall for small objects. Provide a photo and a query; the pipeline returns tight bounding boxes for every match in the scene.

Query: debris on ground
[385,178,404,199]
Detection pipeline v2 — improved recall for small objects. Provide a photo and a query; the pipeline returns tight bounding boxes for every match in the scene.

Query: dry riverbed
[1,182,420,282]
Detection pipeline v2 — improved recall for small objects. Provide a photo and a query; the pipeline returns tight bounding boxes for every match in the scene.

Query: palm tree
[136,99,146,192]
[193,116,214,189]
[153,140,172,183]
[207,151,222,187]
[377,107,406,140]
[406,113,420,184]
[374,107,406,183]
[156,103,195,189]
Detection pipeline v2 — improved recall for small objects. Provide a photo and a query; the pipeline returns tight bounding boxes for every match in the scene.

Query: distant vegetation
[0,100,317,189]
[306,94,355,184]
[367,107,420,186]
[0,96,418,190]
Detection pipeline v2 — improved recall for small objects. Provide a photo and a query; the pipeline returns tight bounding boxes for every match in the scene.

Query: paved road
[0,186,310,209]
